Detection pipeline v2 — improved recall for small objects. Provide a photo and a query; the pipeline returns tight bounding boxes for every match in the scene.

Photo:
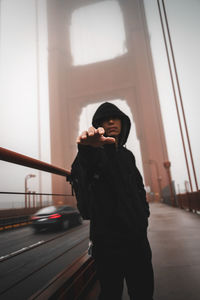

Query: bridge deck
[86,202,200,300]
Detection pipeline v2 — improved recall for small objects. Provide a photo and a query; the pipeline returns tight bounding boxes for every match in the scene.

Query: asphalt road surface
[0,222,89,300]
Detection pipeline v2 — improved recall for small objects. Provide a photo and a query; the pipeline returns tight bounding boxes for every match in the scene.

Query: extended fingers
[88,127,104,136]
[102,136,115,144]
[76,127,106,145]
[76,131,88,143]
[88,127,97,136]
[97,127,105,135]
[80,131,88,139]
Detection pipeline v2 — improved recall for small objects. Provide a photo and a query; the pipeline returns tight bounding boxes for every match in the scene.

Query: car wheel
[61,219,70,230]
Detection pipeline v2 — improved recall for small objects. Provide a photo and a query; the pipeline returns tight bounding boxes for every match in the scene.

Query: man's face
[102,117,121,137]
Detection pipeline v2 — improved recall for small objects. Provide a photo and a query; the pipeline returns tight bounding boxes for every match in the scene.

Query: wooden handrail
[0,147,70,177]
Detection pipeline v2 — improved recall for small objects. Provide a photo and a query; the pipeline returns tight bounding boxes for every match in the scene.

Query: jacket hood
[92,102,131,146]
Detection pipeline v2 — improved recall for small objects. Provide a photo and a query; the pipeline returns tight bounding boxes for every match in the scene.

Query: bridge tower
[47,0,169,204]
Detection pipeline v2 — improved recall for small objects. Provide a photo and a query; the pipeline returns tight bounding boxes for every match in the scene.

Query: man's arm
[76,126,115,169]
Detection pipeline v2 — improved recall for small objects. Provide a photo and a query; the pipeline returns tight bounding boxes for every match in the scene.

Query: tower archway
[47,0,169,203]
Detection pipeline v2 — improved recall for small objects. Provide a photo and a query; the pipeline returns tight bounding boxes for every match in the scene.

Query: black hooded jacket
[71,102,150,243]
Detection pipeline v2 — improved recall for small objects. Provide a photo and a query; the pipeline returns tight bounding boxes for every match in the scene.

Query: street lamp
[25,174,36,208]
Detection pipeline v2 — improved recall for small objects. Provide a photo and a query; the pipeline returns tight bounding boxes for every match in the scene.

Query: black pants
[92,237,154,300]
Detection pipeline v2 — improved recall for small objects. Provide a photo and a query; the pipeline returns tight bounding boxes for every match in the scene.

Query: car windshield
[36,206,57,215]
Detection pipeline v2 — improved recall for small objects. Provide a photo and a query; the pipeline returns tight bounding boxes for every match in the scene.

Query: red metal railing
[0,147,70,177]
[177,191,200,213]
[0,146,96,299]
[0,146,72,212]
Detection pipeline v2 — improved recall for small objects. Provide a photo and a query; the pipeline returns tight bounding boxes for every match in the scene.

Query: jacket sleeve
[77,144,103,175]
[71,145,101,219]
[130,152,150,218]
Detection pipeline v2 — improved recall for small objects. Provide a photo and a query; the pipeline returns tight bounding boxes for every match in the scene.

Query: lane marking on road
[0,240,44,262]
[0,223,89,263]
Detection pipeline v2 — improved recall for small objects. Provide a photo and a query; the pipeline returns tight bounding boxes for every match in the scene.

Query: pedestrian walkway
[149,202,200,300]
[86,202,200,300]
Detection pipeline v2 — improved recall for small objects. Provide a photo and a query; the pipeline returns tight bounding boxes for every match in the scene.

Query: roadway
[0,222,90,300]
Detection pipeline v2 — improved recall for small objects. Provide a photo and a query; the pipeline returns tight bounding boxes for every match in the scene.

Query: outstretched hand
[77,127,115,148]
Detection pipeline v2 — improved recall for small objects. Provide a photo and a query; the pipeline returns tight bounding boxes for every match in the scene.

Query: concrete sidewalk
[148,202,200,300]
[86,203,200,300]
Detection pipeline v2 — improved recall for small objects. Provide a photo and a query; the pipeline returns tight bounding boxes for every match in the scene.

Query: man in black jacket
[72,102,154,300]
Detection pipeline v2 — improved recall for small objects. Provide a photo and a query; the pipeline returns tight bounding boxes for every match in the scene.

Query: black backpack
[68,156,91,220]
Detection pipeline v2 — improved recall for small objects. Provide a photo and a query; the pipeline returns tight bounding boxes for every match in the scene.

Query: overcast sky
[0,0,200,208]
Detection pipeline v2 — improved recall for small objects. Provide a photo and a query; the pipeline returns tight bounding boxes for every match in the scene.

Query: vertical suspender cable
[161,0,198,191]
[35,0,43,206]
[157,0,193,192]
